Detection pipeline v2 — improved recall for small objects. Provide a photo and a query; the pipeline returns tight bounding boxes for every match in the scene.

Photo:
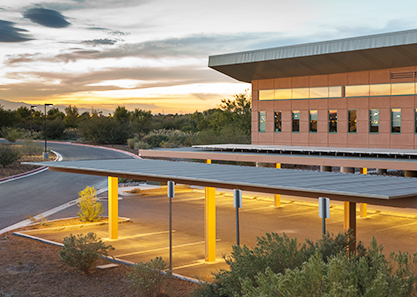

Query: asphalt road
[0,142,134,230]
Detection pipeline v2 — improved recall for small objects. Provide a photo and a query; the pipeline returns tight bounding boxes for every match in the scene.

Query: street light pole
[30,105,36,137]
[43,104,53,159]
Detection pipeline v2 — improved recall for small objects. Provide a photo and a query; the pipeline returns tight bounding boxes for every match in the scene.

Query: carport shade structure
[28,158,417,258]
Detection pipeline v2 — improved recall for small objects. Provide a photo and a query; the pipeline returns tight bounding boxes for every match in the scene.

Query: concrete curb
[13,231,201,284]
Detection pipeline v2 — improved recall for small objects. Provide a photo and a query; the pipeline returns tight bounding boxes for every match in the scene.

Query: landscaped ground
[0,153,56,179]
[0,228,197,296]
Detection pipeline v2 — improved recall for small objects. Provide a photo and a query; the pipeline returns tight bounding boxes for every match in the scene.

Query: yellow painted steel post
[360,168,367,218]
[343,201,350,232]
[274,163,281,207]
[108,176,119,240]
[205,159,216,262]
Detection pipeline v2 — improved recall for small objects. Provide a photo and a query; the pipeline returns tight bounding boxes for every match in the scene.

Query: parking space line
[115,239,221,257]
[102,230,175,241]
[376,221,417,232]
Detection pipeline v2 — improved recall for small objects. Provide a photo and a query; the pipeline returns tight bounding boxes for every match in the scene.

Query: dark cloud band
[0,20,32,42]
[23,7,71,28]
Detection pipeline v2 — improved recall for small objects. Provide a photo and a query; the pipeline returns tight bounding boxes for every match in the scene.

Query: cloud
[0,20,32,42]
[23,7,71,28]
[82,39,118,46]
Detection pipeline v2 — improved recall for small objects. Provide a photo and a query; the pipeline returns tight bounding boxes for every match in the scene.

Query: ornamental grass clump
[59,232,114,274]
[77,186,103,222]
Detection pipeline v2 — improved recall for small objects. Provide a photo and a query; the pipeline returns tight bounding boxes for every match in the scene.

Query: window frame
[391,108,401,134]
[369,108,380,134]
[292,110,300,133]
[258,111,266,133]
[309,110,318,133]
[274,110,282,133]
[328,109,338,133]
[347,109,357,134]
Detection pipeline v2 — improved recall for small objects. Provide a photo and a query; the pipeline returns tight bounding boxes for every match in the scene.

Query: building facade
[209,30,417,149]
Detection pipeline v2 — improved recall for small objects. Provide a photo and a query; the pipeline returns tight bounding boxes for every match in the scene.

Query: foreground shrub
[1,127,21,143]
[59,232,114,273]
[21,138,43,155]
[0,143,21,168]
[77,186,103,222]
[241,239,417,296]
[128,257,170,296]
[192,232,366,296]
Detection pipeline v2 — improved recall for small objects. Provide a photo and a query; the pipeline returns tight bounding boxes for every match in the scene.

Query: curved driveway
[0,142,135,230]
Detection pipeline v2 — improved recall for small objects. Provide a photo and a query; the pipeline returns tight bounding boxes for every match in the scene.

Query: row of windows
[259,82,417,101]
[258,108,405,134]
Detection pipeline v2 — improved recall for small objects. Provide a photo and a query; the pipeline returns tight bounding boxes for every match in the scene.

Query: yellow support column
[108,176,119,240]
[360,168,367,218]
[205,159,216,262]
[274,163,281,207]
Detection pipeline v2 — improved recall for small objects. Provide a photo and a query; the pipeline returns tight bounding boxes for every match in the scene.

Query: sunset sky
[2,0,417,114]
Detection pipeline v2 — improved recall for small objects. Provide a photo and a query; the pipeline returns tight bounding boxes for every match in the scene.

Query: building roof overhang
[28,158,417,208]
[208,29,417,82]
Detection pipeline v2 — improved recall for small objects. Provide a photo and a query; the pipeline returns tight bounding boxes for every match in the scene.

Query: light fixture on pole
[30,105,36,137]
[43,104,53,159]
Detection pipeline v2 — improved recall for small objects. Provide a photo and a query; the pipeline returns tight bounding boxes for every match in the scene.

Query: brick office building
[209,29,417,149]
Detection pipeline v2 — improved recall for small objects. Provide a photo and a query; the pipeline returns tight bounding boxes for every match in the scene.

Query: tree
[47,108,65,120]
[64,105,79,128]
[114,106,130,123]
[130,108,152,137]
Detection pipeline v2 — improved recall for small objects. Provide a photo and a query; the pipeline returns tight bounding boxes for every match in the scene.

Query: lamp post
[30,105,36,137]
[43,104,53,159]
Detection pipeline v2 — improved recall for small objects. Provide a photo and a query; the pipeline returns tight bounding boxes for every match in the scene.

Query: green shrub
[77,186,103,222]
[59,232,114,274]
[241,239,417,297]
[0,144,21,167]
[1,127,21,143]
[128,257,170,296]
[134,141,152,150]
[192,232,364,297]
[127,137,140,149]
[78,117,132,144]
[142,133,169,147]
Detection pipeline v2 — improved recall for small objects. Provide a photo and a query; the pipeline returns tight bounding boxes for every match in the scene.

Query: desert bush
[241,238,417,296]
[192,232,365,296]
[78,116,132,144]
[0,143,22,168]
[59,232,114,274]
[127,137,140,149]
[128,257,170,296]
[134,141,152,150]
[45,116,66,139]
[1,127,21,143]
[77,186,103,222]
[21,138,43,155]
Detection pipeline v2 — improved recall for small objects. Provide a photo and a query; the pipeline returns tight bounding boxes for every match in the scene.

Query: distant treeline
[0,92,251,147]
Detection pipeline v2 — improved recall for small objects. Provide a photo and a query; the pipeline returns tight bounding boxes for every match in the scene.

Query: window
[391,108,401,133]
[258,86,342,101]
[309,110,317,133]
[369,109,379,133]
[292,110,300,132]
[348,109,357,133]
[274,111,282,132]
[328,110,337,133]
[258,111,266,133]
[345,82,417,98]
[415,108,417,133]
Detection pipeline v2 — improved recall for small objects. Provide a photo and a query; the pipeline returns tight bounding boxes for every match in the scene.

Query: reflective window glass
[345,85,370,97]
[329,86,342,98]
[292,88,309,99]
[370,84,391,96]
[259,90,274,100]
[369,109,379,133]
[309,110,317,133]
[310,87,328,98]
[274,111,282,132]
[348,109,357,133]
[328,110,337,133]
[391,108,401,133]
[391,83,415,96]
[258,111,266,132]
[275,89,292,100]
[292,110,300,132]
